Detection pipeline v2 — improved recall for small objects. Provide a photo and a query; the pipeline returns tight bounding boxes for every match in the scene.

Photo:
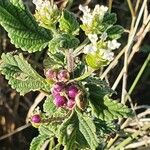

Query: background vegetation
[0,0,150,149]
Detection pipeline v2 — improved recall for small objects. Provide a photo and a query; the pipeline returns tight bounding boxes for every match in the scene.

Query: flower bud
[68,85,78,98]
[57,69,70,82]
[75,92,87,110]
[45,69,57,81]
[52,82,65,92]
[67,99,75,109]
[31,114,41,123]
[54,94,66,107]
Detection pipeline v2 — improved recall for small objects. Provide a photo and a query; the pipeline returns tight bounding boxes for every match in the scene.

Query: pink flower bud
[52,82,65,93]
[57,69,70,82]
[68,85,78,98]
[31,114,41,123]
[54,94,66,107]
[45,69,57,81]
[67,99,75,109]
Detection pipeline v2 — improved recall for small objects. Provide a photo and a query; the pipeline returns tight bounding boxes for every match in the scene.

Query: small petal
[107,40,121,50]
[88,34,98,44]
[103,51,114,61]
[79,5,90,13]
[100,32,108,41]
[83,44,97,54]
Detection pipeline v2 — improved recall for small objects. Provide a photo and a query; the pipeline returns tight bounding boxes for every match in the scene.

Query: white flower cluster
[79,5,108,25]
[83,33,120,61]
[33,0,50,11]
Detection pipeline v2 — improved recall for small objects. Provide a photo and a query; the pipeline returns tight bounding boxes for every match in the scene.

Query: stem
[128,53,150,95]
[127,0,136,18]
[113,125,150,150]
[66,49,74,73]
[70,68,94,82]
[108,0,113,12]
[73,38,89,57]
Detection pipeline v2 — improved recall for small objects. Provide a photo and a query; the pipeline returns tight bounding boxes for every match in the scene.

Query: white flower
[81,13,93,24]
[107,39,121,50]
[88,34,98,44]
[93,5,108,16]
[103,51,114,61]
[79,5,91,14]
[33,0,51,10]
[100,32,108,41]
[83,44,97,54]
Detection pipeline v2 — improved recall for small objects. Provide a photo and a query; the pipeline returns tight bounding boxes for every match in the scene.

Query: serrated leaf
[0,53,50,95]
[88,86,132,121]
[85,77,115,96]
[59,9,79,35]
[58,112,77,150]
[29,135,49,150]
[58,111,88,150]
[103,13,117,25]
[48,33,79,54]
[77,110,99,150]
[43,96,57,116]
[44,52,65,69]
[39,125,55,136]
[107,25,124,39]
[0,0,52,52]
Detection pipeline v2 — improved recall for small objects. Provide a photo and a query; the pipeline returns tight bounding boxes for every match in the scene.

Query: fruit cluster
[51,82,79,109]
[45,69,70,82]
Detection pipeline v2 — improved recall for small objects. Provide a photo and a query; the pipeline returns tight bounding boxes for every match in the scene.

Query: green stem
[69,68,95,82]
[73,38,89,57]
[128,53,150,95]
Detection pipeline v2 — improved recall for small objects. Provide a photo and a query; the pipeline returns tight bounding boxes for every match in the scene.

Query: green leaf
[140,44,150,53]
[58,112,77,150]
[103,13,117,25]
[58,111,88,150]
[48,33,80,54]
[85,77,115,96]
[44,52,65,69]
[0,0,52,52]
[43,96,57,116]
[29,135,49,150]
[77,110,99,150]
[59,9,79,35]
[0,53,50,95]
[88,86,132,121]
[39,124,56,137]
[107,25,124,39]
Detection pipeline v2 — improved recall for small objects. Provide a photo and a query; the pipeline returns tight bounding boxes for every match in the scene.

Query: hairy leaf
[48,33,79,54]
[44,52,65,69]
[103,13,117,25]
[29,135,49,150]
[77,110,99,149]
[0,0,52,52]
[58,111,88,150]
[0,53,50,95]
[107,25,124,39]
[43,96,57,116]
[39,125,55,136]
[88,85,132,121]
[59,9,79,35]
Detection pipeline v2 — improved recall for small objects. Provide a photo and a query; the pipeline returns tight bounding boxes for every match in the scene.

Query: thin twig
[0,124,31,141]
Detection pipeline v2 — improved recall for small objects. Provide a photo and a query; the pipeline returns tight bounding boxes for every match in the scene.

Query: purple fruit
[67,99,75,109]
[68,85,78,98]
[31,114,41,123]
[54,94,66,107]
[57,70,70,82]
[45,69,57,81]
[53,82,65,92]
